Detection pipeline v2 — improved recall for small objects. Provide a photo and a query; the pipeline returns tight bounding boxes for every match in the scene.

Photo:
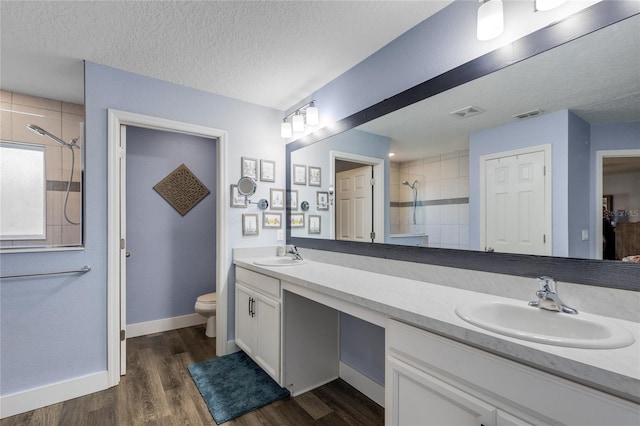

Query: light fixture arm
[283,101,316,121]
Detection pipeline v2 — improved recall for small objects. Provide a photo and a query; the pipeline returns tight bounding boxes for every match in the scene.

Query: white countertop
[234,256,640,403]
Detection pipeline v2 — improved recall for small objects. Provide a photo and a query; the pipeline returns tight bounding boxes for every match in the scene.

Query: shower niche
[0,90,84,251]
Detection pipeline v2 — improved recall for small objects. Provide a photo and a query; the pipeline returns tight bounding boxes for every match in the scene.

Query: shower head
[402,180,418,189]
[26,124,76,148]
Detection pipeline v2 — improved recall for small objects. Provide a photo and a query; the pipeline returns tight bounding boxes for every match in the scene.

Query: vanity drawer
[236,267,280,299]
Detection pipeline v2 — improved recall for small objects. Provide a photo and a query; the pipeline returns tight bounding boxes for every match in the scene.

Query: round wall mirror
[237,176,257,197]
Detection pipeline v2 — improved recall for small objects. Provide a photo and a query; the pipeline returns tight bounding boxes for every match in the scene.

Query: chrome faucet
[287,245,303,260]
[528,276,578,314]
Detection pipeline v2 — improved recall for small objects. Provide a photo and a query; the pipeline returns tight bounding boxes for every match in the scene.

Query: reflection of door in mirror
[600,153,640,261]
[0,90,84,250]
[336,164,373,242]
[481,147,550,256]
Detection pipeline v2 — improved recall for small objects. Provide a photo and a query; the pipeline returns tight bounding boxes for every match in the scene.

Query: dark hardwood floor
[1,325,384,425]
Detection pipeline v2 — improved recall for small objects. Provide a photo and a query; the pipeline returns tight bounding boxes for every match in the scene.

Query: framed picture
[288,190,299,210]
[270,188,285,210]
[242,213,259,236]
[308,166,321,186]
[230,184,247,208]
[290,213,305,228]
[263,212,282,229]
[260,159,275,182]
[293,164,307,185]
[316,191,329,210]
[241,157,258,180]
[308,215,321,234]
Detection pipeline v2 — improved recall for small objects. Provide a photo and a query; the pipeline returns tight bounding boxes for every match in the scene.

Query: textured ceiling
[0,1,452,109]
[358,14,640,162]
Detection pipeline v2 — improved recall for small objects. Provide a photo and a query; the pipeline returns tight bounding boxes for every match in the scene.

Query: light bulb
[477,0,503,41]
[305,104,319,126]
[292,112,305,133]
[280,120,292,138]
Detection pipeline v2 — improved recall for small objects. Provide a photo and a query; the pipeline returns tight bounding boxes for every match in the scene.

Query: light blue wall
[567,114,592,259]
[290,129,390,240]
[126,126,216,324]
[469,111,571,256]
[0,61,283,396]
[340,314,385,385]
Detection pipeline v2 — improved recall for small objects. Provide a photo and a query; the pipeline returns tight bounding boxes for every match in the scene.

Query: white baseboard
[127,313,206,338]
[339,361,385,407]
[0,371,110,419]
[225,340,240,356]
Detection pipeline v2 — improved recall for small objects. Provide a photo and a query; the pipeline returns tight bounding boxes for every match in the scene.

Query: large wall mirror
[0,67,85,251]
[287,4,639,290]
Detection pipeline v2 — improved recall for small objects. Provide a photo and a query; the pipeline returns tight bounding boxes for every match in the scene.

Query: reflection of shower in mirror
[26,124,81,225]
[402,180,418,225]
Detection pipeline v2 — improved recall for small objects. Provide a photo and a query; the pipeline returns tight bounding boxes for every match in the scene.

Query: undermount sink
[253,257,307,267]
[455,300,635,349]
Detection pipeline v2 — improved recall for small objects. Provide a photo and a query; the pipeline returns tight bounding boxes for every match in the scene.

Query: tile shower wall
[1,90,84,248]
[390,150,469,250]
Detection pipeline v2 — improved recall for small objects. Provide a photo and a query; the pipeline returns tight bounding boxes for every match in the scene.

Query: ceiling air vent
[513,109,543,120]
[450,106,485,119]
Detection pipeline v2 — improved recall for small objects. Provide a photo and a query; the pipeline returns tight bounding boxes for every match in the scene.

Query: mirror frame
[287,1,640,291]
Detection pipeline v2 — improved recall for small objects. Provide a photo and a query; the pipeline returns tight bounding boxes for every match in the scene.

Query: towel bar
[1,265,91,279]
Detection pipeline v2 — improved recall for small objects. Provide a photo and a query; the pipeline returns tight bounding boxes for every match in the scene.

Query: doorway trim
[329,151,385,243]
[107,109,228,386]
[595,149,640,259]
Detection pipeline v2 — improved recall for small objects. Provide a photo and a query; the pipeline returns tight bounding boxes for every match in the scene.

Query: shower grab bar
[1,265,91,279]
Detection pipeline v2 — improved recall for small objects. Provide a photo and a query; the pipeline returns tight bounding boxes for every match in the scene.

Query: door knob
[126,252,131,257]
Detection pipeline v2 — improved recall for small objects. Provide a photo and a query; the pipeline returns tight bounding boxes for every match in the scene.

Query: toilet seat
[196,293,217,304]
[195,292,217,338]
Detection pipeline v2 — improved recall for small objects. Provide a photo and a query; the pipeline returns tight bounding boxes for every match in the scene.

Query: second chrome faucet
[528,276,578,314]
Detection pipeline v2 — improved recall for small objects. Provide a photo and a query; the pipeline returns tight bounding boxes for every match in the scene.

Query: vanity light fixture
[280,101,319,138]
[292,111,305,133]
[281,118,293,138]
[477,0,504,41]
[535,0,567,11]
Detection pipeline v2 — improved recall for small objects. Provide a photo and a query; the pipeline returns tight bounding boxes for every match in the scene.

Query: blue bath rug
[188,351,290,424]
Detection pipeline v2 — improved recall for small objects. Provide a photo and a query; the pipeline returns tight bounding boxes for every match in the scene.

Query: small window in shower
[0,141,46,240]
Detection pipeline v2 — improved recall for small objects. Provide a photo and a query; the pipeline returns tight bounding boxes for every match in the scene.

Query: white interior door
[484,150,547,255]
[336,166,373,242]
[119,125,127,375]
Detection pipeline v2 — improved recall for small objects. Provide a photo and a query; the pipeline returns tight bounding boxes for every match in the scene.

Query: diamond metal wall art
[153,164,211,216]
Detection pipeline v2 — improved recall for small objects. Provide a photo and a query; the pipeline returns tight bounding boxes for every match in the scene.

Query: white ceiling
[0,0,452,110]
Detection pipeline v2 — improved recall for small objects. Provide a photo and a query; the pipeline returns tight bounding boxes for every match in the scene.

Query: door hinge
[543,166,546,176]
[370,232,376,240]
[120,238,126,250]
[370,178,375,186]
[120,329,126,341]
[543,234,546,243]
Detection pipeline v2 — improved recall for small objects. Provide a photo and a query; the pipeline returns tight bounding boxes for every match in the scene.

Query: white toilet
[195,292,217,338]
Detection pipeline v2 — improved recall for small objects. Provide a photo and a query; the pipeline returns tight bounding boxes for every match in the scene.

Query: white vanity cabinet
[386,319,639,426]
[235,267,281,383]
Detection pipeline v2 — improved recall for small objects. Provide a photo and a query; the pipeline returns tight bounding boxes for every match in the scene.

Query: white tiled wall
[390,150,469,249]
[1,90,84,248]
